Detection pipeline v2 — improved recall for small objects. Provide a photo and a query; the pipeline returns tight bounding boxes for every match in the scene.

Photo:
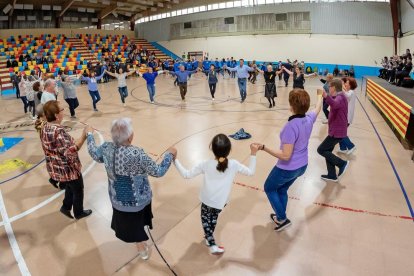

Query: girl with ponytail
[174,134,260,255]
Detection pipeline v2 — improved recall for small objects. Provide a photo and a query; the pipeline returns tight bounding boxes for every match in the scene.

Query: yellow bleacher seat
[18,62,22,66]
[25,70,30,75]
[28,65,34,70]
[37,64,43,69]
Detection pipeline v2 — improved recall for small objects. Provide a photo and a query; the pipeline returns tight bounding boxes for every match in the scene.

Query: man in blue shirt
[224,59,255,102]
[139,67,166,103]
[169,65,199,100]
[202,58,211,76]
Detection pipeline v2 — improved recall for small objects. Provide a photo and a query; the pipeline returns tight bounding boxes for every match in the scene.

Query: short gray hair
[111,118,133,145]
[44,79,55,91]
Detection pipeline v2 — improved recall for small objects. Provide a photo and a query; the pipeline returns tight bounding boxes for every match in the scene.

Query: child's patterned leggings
[201,203,222,246]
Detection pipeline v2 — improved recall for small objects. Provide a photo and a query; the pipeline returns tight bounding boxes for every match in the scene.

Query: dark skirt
[265,83,277,98]
[111,203,153,243]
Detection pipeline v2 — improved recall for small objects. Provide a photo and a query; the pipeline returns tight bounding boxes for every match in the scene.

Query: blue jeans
[264,165,307,221]
[147,84,155,102]
[339,136,355,150]
[118,86,128,103]
[88,90,101,109]
[20,96,28,113]
[237,78,247,100]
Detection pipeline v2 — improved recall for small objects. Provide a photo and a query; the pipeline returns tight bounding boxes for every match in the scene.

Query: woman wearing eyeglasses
[40,100,92,220]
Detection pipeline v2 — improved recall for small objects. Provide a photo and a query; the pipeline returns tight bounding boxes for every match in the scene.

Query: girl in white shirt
[104,67,136,106]
[174,134,260,255]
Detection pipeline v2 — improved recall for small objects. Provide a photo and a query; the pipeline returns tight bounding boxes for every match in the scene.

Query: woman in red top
[40,100,92,220]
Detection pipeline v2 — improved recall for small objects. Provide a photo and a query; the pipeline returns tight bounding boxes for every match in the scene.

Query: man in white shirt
[41,79,57,104]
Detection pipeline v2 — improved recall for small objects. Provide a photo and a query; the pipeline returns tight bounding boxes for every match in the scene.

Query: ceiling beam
[59,0,76,17]
[98,4,118,19]
[9,0,17,16]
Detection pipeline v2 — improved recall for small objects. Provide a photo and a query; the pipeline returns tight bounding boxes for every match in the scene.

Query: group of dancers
[29,52,358,259]
[14,55,322,121]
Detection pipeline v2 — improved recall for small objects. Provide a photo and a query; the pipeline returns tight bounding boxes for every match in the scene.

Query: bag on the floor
[402,78,414,88]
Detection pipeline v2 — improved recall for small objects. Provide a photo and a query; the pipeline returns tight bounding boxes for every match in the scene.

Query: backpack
[402,77,414,88]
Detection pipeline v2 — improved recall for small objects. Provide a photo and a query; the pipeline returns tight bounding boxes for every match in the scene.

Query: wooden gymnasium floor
[0,72,413,276]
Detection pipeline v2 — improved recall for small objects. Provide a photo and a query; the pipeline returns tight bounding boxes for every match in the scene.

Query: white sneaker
[151,101,154,104]
[322,119,328,124]
[212,97,215,101]
[347,146,356,155]
[209,245,225,255]
[337,149,348,154]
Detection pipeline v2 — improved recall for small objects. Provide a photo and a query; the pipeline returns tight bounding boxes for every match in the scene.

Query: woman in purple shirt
[256,89,322,231]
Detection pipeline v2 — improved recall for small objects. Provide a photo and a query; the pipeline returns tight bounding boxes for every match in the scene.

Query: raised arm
[95,71,105,80]
[86,133,104,163]
[304,72,317,78]
[104,70,116,77]
[312,93,323,116]
[142,151,174,177]
[282,67,293,75]
[174,160,204,179]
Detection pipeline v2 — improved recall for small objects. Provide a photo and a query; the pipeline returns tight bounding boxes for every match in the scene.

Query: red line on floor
[234,182,414,221]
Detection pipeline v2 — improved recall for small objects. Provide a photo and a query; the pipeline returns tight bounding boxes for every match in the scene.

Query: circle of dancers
[9,55,358,260]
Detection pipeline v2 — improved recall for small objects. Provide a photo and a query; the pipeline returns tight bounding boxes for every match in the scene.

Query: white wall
[401,0,414,34]
[400,33,414,53]
[137,2,392,42]
[159,34,392,66]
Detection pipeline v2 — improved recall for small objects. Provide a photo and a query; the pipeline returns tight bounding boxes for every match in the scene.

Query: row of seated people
[378,49,413,87]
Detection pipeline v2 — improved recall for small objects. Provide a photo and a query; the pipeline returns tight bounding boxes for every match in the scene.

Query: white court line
[0,190,31,276]
[0,131,103,228]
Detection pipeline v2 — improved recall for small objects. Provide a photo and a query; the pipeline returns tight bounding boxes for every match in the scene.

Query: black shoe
[274,219,291,232]
[60,207,74,219]
[75,209,92,220]
[269,103,272,108]
[321,174,338,182]
[338,161,350,179]
[49,178,59,189]
[270,213,278,224]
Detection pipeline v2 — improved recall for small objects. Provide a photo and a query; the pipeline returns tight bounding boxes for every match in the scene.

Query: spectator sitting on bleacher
[396,58,413,87]
[6,59,11,68]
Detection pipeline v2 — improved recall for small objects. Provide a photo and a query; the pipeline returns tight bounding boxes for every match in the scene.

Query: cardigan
[87,135,173,212]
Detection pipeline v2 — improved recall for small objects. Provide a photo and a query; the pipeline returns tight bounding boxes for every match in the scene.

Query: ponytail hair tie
[218,157,226,163]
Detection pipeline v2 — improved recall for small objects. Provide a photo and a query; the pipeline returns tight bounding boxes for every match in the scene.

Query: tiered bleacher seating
[79,34,130,64]
[0,34,91,94]
[131,38,170,60]
[67,37,99,68]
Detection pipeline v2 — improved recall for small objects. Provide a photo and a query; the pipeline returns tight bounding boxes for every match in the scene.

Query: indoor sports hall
[0,1,414,275]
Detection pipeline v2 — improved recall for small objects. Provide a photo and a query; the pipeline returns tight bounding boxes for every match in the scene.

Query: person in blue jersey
[192,58,199,71]
[138,67,166,104]
[202,58,211,77]
[168,65,200,100]
[81,70,105,111]
[173,61,181,86]
[224,59,256,102]
[230,58,237,78]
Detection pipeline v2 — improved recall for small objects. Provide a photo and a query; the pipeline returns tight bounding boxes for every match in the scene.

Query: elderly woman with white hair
[86,118,177,260]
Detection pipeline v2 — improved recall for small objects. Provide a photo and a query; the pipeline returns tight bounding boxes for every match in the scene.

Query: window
[188,8,194,14]
[161,13,167,18]
[200,5,206,11]
[258,0,266,4]
[234,1,242,7]
[212,3,219,9]
[184,22,191,29]
[194,7,199,12]
[266,0,274,3]
[276,13,287,21]
[182,9,188,14]
[219,3,226,8]
[207,4,212,10]
[226,1,234,8]
[224,17,235,24]
[241,0,249,6]
[166,12,171,17]
[177,10,182,15]
[171,11,177,16]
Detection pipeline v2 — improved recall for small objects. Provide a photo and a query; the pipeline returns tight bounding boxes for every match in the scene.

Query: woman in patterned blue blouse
[86,118,177,260]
